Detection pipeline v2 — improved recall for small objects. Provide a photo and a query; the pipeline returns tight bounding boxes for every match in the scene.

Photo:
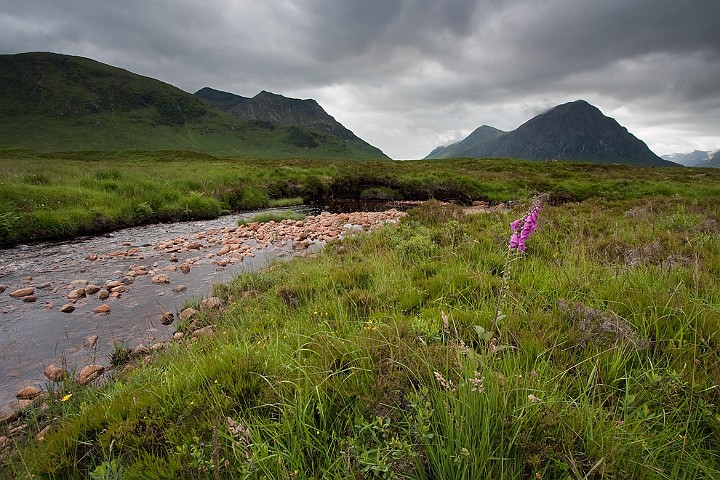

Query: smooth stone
[132,344,150,355]
[9,287,34,298]
[83,335,99,349]
[77,365,105,386]
[15,386,41,400]
[37,282,51,289]
[110,285,126,294]
[93,304,111,314]
[179,264,191,274]
[173,332,184,340]
[179,307,198,320]
[98,290,110,300]
[60,303,75,313]
[200,297,222,311]
[151,274,171,284]
[172,284,187,293]
[192,326,214,338]
[22,296,37,303]
[67,288,85,299]
[105,280,123,290]
[84,284,101,294]
[43,364,66,382]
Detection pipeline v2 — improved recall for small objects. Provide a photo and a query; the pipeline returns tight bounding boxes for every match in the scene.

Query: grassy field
[2,160,720,478]
[2,148,720,247]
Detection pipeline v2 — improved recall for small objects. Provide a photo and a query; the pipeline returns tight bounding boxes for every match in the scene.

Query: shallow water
[0,207,321,415]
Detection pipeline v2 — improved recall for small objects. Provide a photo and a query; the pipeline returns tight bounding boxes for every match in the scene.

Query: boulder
[15,386,41,400]
[43,364,67,382]
[77,365,105,386]
[9,287,34,298]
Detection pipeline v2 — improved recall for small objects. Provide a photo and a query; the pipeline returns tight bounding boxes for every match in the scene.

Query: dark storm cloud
[0,0,718,158]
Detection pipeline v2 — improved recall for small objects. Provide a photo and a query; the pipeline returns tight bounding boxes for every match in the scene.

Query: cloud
[0,0,718,158]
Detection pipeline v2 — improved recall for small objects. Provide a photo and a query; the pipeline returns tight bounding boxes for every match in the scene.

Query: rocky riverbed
[0,208,406,418]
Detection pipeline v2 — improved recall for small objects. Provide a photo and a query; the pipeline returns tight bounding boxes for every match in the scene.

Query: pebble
[83,335,99,349]
[85,284,101,294]
[15,385,41,400]
[67,288,85,300]
[200,297,222,311]
[43,364,66,382]
[77,365,105,386]
[132,344,150,355]
[192,325,214,338]
[151,274,171,284]
[179,307,198,320]
[0,285,7,293]
[9,287,34,298]
[22,296,37,303]
[172,284,187,293]
[93,304,111,314]
[98,290,110,300]
[60,304,75,313]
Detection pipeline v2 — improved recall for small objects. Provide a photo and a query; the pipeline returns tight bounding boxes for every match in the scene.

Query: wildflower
[434,371,456,391]
[61,393,72,402]
[528,394,539,403]
[509,200,543,252]
[469,372,485,393]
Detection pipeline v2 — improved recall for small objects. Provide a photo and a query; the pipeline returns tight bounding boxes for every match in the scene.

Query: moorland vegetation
[1,150,719,479]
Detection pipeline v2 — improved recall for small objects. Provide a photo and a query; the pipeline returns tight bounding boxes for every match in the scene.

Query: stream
[0,203,408,416]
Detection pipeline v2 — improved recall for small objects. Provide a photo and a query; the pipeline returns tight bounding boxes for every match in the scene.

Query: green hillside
[0,52,386,159]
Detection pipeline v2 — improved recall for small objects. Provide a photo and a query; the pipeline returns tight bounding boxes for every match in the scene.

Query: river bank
[0,207,408,417]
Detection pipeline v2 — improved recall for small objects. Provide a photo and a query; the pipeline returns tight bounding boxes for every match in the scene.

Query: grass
[2,190,719,478]
[3,149,720,246]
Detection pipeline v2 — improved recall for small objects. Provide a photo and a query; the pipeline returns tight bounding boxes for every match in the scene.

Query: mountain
[196,88,366,143]
[695,150,720,168]
[426,100,677,167]
[0,52,388,159]
[425,125,506,159]
[661,150,711,167]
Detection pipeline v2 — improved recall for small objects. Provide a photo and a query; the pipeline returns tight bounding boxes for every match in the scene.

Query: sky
[1,0,719,160]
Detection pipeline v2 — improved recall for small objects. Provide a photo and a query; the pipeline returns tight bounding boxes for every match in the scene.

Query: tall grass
[3,193,719,478]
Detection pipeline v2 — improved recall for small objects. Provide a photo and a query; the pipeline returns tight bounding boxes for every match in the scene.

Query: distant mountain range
[0,52,387,159]
[427,100,677,167]
[662,150,720,168]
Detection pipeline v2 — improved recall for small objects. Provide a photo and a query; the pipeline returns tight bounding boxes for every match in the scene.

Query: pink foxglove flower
[509,201,543,252]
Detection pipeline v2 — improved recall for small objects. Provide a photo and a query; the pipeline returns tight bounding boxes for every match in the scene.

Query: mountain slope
[695,150,720,168]
[0,52,387,159]
[195,87,385,157]
[425,125,506,159]
[427,100,676,167]
[661,150,711,167]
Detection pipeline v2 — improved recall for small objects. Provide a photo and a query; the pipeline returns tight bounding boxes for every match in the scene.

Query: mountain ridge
[426,100,676,167]
[0,52,388,159]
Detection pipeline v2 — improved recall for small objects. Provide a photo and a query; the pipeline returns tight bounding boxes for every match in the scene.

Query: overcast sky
[1,0,719,159]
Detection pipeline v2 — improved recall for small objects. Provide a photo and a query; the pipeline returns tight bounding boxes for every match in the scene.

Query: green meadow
[1,151,720,478]
[2,148,719,246]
